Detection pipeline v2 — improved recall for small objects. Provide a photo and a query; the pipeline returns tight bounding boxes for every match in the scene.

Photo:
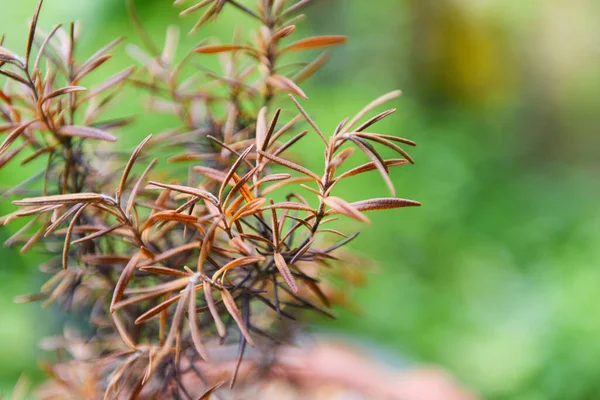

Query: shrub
[0,0,419,397]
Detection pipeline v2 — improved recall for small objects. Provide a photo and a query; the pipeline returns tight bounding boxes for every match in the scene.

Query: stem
[228,0,263,22]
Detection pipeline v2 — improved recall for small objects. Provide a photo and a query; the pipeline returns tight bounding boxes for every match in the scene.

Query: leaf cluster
[0,0,419,398]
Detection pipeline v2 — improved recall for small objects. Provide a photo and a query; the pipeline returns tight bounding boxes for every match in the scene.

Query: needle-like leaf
[204,280,226,337]
[117,134,153,203]
[62,203,89,269]
[350,197,422,211]
[280,35,347,52]
[188,283,210,360]
[111,252,141,312]
[323,196,370,224]
[274,252,298,293]
[57,125,117,142]
[221,288,254,346]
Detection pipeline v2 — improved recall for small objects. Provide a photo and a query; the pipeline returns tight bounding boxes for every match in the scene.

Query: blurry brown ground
[35,339,477,400]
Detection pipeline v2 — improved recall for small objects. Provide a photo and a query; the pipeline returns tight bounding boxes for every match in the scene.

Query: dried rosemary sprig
[1,0,420,398]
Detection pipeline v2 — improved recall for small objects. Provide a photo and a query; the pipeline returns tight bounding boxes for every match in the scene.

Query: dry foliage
[0,0,419,398]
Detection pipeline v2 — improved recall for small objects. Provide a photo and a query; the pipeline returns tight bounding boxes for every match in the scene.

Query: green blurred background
[1,0,600,398]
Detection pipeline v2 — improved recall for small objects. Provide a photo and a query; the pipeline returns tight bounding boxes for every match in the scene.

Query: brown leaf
[44,203,84,237]
[71,223,125,245]
[260,201,314,213]
[112,312,136,350]
[258,150,321,182]
[228,236,254,256]
[25,0,43,67]
[255,107,267,153]
[32,24,62,73]
[261,109,281,156]
[189,0,219,33]
[57,125,117,142]
[41,86,86,104]
[163,281,193,352]
[13,292,46,303]
[0,121,37,157]
[272,130,308,157]
[162,25,179,64]
[0,70,31,87]
[203,280,226,337]
[75,37,124,80]
[221,288,254,346]
[280,0,312,17]
[110,252,141,313]
[269,199,282,247]
[198,216,222,272]
[126,158,158,216]
[138,266,189,277]
[267,75,308,99]
[8,205,59,220]
[281,35,347,52]
[212,256,264,282]
[135,294,181,325]
[294,51,329,84]
[341,90,402,135]
[274,252,298,293]
[4,216,38,247]
[230,197,266,222]
[350,198,421,211]
[188,284,210,360]
[348,135,395,196]
[62,203,89,269]
[194,44,251,54]
[147,181,218,204]
[323,196,370,224]
[367,132,416,147]
[288,95,327,145]
[353,132,415,164]
[0,48,22,67]
[141,241,200,266]
[330,147,355,170]
[223,167,258,208]
[336,159,407,181]
[235,172,257,205]
[140,211,199,232]
[80,66,135,102]
[19,146,53,166]
[193,165,228,182]
[354,109,397,132]
[73,54,112,83]
[179,0,215,16]
[113,278,189,310]
[218,144,254,202]
[260,176,314,195]
[0,143,26,168]
[118,134,153,202]
[239,236,275,251]
[124,277,190,296]
[273,25,296,41]
[13,193,105,206]
[270,114,303,144]
[254,173,292,187]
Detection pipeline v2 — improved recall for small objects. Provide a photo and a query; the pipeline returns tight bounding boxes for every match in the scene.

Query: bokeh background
[1,0,600,398]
